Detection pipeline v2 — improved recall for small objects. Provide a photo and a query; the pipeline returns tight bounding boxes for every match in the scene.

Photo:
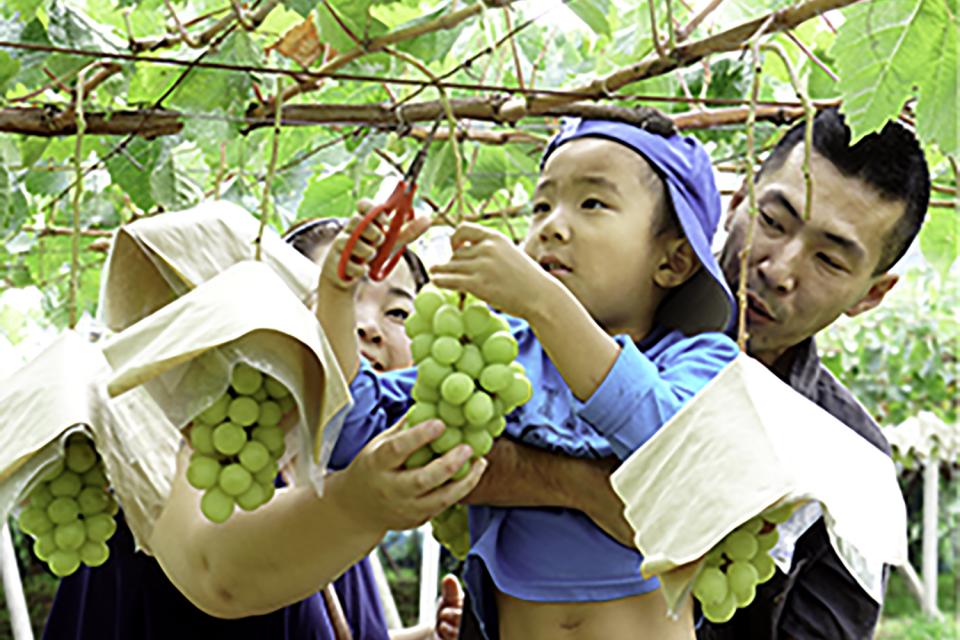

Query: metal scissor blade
[403,118,443,184]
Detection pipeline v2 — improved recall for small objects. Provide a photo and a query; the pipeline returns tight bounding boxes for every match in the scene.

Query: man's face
[522,137,669,339]
[720,145,903,366]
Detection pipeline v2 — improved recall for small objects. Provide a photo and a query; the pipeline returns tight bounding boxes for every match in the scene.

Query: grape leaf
[282,0,318,17]
[468,146,507,201]
[919,206,959,281]
[915,1,958,154]
[567,0,612,36]
[0,51,19,92]
[150,145,204,211]
[299,171,355,218]
[831,0,948,143]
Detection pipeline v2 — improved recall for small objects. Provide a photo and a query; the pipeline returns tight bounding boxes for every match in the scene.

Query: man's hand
[434,574,463,640]
[331,418,488,534]
[429,223,555,320]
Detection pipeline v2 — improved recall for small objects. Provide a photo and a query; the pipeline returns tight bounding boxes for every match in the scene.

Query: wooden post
[1,520,34,640]
[921,459,941,620]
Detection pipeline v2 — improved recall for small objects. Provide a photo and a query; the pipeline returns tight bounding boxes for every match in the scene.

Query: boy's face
[720,145,902,366]
[354,260,418,371]
[523,137,670,337]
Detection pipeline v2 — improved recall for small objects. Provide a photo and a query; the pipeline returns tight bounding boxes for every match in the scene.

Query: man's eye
[817,254,844,271]
[759,210,782,231]
[386,308,410,320]
[582,198,607,210]
[532,201,550,215]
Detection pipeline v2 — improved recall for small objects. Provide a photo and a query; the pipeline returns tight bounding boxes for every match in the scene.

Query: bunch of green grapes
[693,502,795,623]
[186,363,296,524]
[17,433,118,577]
[402,285,533,559]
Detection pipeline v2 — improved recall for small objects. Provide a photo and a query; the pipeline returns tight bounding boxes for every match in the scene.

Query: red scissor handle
[337,179,417,283]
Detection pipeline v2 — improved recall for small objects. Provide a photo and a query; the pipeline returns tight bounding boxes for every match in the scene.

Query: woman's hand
[331,418,488,534]
[429,223,554,320]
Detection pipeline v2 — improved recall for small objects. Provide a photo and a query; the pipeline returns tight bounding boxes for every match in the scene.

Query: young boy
[317,117,739,639]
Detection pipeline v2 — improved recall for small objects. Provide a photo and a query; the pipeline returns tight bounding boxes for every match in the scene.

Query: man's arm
[462,438,636,547]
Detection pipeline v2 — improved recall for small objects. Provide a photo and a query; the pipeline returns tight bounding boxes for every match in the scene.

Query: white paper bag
[610,353,906,611]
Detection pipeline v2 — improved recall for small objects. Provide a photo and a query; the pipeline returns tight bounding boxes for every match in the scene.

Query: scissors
[337,121,440,282]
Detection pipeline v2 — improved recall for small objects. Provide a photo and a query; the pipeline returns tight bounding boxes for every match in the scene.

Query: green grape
[410,334,435,364]
[237,482,266,512]
[430,427,463,454]
[407,402,438,426]
[756,528,779,552]
[404,311,431,338]
[18,506,54,536]
[479,364,511,393]
[187,455,221,490]
[79,541,110,568]
[65,442,97,474]
[432,305,465,338]
[84,514,117,542]
[701,590,737,624]
[253,387,268,402]
[431,336,464,366]
[260,480,276,503]
[219,464,253,496]
[201,488,235,524]
[231,363,263,395]
[751,552,776,583]
[41,461,64,482]
[454,344,485,379]
[412,379,440,403]
[726,561,759,594]
[464,392,494,426]
[252,425,285,457]
[475,316,510,347]
[239,441,271,473]
[404,446,434,469]
[741,517,764,535]
[198,394,231,425]
[254,459,279,485]
[692,566,728,605]
[734,583,756,607]
[190,423,216,455]
[440,373,474,405]
[54,521,86,551]
[265,376,290,399]
[481,331,519,364]
[485,416,507,437]
[78,487,110,515]
[419,358,453,390]
[437,401,466,427]
[104,493,120,517]
[228,397,260,427]
[47,497,80,525]
[723,530,759,562]
[82,464,108,488]
[497,374,532,409]
[278,395,296,414]
[704,546,726,567]
[463,302,494,341]
[49,471,82,498]
[258,400,283,427]
[48,549,81,577]
[450,461,470,481]
[463,429,493,458]
[33,533,57,561]
[213,422,248,456]
[508,361,526,376]
[414,286,446,318]
[762,503,794,524]
[29,484,55,509]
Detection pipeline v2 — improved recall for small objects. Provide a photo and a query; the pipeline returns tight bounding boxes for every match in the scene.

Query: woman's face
[354,260,418,372]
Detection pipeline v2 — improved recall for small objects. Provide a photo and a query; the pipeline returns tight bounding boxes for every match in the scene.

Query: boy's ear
[724,180,748,231]
[654,238,700,289]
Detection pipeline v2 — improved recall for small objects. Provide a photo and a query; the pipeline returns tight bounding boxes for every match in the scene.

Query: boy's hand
[429,223,553,319]
[334,418,487,534]
[433,574,463,640]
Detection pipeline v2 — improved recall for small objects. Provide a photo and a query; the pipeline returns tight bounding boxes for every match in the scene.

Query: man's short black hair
[759,107,930,275]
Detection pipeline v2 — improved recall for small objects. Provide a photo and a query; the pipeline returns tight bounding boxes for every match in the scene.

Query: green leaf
[919,206,959,280]
[831,0,946,143]
[567,0,612,36]
[299,172,355,218]
[915,2,958,154]
[150,145,204,211]
[0,51,19,92]
[19,137,49,167]
[468,146,507,201]
[282,0,318,17]
[104,138,161,211]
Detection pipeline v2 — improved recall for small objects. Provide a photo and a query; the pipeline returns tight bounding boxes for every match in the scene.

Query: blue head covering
[542,118,734,334]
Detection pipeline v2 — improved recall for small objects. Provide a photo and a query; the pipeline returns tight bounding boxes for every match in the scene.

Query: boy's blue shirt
[329,316,738,636]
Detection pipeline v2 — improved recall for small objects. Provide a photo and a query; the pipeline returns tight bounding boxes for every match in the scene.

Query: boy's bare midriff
[496,588,695,640]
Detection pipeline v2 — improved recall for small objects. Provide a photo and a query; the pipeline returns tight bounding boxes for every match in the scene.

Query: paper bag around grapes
[610,353,906,615]
[101,260,351,497]
[0,331,179,573]
[98,200,320,332]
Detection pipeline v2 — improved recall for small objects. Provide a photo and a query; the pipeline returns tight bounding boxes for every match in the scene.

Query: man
[462,107,930,639]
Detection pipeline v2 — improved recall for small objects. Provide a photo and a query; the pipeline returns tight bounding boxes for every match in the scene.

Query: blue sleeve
[328,361,416,470]
[577,333,739,459]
